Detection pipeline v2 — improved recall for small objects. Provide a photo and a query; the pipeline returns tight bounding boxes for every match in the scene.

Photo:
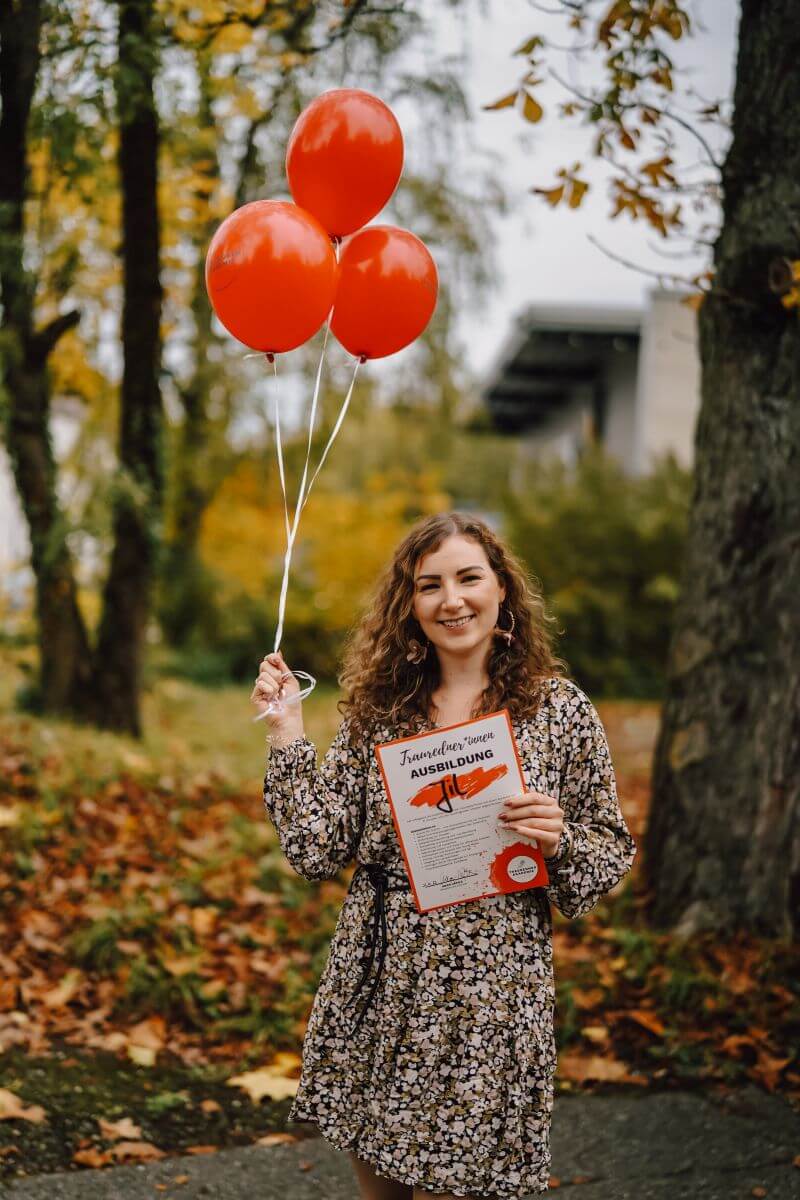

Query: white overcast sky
[421,0,741,377]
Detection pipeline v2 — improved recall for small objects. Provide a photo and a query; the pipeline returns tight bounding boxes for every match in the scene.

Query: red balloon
[205,200,338,353]
[330,226,438,360]
[286,89,404,238]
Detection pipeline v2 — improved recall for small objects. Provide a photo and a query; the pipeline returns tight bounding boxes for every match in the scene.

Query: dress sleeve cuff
[543,822,574,871]
[266,735,315,770]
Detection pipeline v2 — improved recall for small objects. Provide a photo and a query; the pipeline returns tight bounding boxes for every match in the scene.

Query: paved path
[2,1086,798,1199]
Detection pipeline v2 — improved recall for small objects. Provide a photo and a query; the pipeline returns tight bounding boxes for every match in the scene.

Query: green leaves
[504,447,692,699]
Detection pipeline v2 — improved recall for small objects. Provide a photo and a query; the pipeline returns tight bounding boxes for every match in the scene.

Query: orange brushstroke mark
[409,764,508,813]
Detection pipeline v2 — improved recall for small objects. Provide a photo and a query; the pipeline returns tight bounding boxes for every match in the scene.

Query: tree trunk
[0,0,93,715]
[90,0,162,734]
[645,0,800,940]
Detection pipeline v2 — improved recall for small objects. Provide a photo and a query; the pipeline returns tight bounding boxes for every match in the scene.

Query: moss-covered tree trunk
[0,0,91,715]
[89,0,162,734]
[645,0,800,939]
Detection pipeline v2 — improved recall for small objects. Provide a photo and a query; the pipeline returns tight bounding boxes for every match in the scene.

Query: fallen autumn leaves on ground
[0,690,798,1179]
[228,1052,303,1102]
[0,1089,46,1124]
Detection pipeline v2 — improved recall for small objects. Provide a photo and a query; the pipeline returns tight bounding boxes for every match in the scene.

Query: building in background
[482,289,700,475]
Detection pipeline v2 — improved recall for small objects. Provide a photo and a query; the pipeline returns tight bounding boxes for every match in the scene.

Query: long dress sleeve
[263,718,368,882]
[544,681,637,919]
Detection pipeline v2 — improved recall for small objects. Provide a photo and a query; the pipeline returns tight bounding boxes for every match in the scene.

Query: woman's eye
[419,577,480,591]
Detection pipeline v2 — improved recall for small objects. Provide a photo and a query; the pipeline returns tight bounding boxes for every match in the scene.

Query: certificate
[375,709,549,913]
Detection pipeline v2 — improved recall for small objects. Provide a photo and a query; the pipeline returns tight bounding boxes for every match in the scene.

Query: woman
[253,512,636,1200]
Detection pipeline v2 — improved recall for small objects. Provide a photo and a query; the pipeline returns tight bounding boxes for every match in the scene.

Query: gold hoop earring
[406,637,428,665]
[494,607,515,645]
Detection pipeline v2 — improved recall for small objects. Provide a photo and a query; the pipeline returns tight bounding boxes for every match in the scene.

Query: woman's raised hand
[251,651,304,739]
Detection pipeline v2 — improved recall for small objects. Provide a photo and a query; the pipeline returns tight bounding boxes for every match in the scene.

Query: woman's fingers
[251,660,283,709]
[251,650,301,713]
[504,804,560,816]
[502,793,562,821]
[259,655,287,682]
[254,678,280,700]
[503,801,561,820]
[505,815,562,827]
[510,824,561,855]
[504,791,560,808]
[257,659,285,686]
[263,651,293,677]
[497,792,562,854]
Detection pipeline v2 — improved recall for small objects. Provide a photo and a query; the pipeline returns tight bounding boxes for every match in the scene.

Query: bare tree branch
[586,232,702,289]
[30,309,81,364]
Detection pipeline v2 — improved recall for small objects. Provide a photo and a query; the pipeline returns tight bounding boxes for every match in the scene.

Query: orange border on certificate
[375,708,548,914]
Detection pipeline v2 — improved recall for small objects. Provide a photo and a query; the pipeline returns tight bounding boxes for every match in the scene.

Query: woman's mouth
[438,614,475,629]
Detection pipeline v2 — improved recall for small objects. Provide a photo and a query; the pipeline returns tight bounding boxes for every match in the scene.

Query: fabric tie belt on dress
[347,862,411,1036]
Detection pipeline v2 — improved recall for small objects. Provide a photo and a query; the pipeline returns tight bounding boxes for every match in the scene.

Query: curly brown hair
[338,511,566,734]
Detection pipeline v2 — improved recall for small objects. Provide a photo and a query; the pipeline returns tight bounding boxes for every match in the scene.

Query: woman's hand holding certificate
[499,791,564,859]
[376,709,554,912]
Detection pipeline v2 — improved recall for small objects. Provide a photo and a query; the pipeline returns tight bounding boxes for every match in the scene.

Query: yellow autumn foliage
[199,459,451,629]
[199,460,284,599]
[302,472,451,627]
[49,331,107,408]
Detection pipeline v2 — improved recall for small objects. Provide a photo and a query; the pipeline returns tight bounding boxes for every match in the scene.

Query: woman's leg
[348,1152,413,1200]
[348,1154,487,1200]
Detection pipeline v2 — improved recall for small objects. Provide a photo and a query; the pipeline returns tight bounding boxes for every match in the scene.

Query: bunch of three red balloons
[205,89,438,362]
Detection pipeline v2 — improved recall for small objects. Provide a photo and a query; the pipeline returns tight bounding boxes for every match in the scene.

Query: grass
[0,642,342,799]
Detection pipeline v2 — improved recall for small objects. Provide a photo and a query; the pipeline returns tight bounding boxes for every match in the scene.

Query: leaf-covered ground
[1,650,798,1179]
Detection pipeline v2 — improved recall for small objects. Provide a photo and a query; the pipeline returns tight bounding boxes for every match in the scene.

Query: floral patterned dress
[262,676,636,1200]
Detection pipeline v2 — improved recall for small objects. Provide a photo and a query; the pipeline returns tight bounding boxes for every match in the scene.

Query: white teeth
[440,615,474,628]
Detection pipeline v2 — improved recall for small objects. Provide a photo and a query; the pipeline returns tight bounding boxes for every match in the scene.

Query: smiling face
[411,534,506,661]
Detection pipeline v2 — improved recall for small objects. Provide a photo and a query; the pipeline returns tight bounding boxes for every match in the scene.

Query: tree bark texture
[0,0,93,715]
[90,0,163,734]
[645,0,800,939]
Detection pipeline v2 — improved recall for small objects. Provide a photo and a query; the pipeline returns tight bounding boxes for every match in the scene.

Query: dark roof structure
[482,304,642,434]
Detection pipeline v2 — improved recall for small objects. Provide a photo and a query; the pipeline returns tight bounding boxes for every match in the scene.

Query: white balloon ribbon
[268,337,363,652]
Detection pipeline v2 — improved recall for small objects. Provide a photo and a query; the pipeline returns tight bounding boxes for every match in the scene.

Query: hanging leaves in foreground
[483,89,519,111]
[488,0,724,291]
[533,164,590,210]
